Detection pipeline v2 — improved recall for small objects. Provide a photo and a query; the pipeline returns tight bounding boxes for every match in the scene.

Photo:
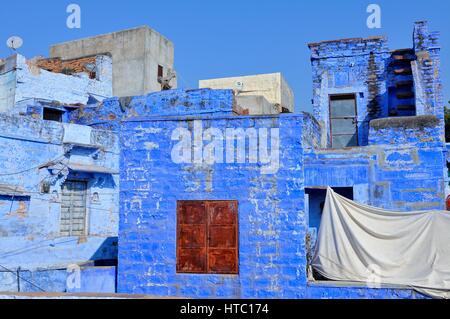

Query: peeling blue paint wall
[119,113,306,298]
[309,36,389,147]
[0,266,116,293]
[117,90,426,299]
[68,89,235,131]
[305,116,445,211]
[309,21,444,148]
[0,54,112,114]
[0,113,120,277]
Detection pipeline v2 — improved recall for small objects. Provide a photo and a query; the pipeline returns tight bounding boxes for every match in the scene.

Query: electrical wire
[0,264,46,293]
[0,154,67,177]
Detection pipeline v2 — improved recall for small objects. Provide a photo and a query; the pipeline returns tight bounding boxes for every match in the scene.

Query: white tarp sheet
[312,188,450,299]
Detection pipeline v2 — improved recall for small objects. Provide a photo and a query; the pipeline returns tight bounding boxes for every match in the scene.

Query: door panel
[209,226,237,248]
[60,181,87,237]
[331,118,357,135]
[208,249,238,274]
[177,248,207,273]
[330,95,358,148]
[332,135,358,149]
[330,97,357,117]
[177,201,208,273]
[178,225,207,248]
[207,202,238,274]
[209,202,237,225]
[179,202,206,225]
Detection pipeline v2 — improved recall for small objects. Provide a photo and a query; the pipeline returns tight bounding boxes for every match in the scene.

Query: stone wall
[117,104,426,299]
[413,21,444,138]
[304,115,445,211]
[0,113,119,271]
[368,116,445,210]
[50,26,176,97]
[68,89,236,131]
[1,54,112,114]
[309,36,390,147]
[118,114,306,298]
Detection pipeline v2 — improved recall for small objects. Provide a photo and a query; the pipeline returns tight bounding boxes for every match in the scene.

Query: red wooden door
[207,201,239,274]
[177,201,238,274]
[177,201,207,273]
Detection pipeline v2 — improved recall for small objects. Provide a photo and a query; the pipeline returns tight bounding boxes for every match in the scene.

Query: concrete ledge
[370,115,440,130]
[0,292,177,299]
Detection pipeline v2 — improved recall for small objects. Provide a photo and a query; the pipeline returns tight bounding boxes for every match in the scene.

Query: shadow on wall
[90,237,119,266]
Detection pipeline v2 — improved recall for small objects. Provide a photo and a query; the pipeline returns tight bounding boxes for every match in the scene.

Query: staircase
[388,49,416,117]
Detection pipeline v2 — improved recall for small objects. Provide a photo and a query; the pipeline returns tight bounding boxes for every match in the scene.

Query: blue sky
[1,0,449,112]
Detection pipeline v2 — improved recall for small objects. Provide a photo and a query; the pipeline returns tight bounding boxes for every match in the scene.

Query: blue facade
[304,116,445,211]
[309,21,444,148]
[119,113,304,298]
[67,89,236,131]
[0,112,120,292]
[115,88,436,299]
[0,20,447,299]
[304,21,447,248]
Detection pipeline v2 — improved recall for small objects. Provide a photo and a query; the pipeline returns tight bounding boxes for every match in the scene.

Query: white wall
[199,72,295,113]
[14,55,112,108]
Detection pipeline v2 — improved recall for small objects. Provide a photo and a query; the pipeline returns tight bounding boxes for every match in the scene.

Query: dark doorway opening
[43,108,64,122]
[306,187,354,230]
[305,187,354,281]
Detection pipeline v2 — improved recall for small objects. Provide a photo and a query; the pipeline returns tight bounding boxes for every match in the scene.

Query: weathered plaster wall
[304,115,445,211]
[199,73,295,113]
[368,116,445,210]
[0,266,116,293]
[116,91,424,298]
[309,37,390,147]
[68,89,236,131]
[14,54,112,109]
[50,26,176,97]
[0,56,17,113]
[413,21,445,138]
[236,95,278,115]
[118,114,306,298]
[0,113,119,271]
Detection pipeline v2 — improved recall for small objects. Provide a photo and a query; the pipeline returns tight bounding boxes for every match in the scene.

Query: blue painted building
[305,21,446,241]
[115,21,446,299]
[0,53,119,293]
[116,90,435,299]
[0,20,447,299]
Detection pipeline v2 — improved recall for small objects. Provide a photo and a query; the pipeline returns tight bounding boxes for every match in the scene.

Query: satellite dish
[6,36,23,50]
[235,81,244,91]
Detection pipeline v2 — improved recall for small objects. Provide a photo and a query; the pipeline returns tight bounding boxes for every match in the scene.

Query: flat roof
[308,36,387,48]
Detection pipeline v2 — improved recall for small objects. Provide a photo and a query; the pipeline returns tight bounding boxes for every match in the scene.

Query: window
[43,108,64,122]
[158,65,164,79]
[329,95,358,148]
[60,181,87,236]
[177,201,239,274]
